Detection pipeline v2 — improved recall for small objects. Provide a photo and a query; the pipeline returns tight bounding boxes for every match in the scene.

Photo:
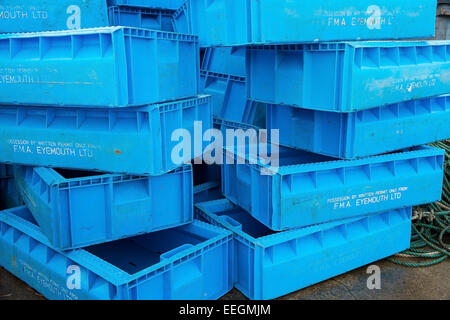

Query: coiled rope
[388,140,450,267]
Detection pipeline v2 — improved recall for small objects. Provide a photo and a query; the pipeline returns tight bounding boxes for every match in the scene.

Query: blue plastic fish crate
[174,0,437,46]
[202,47,246,78]
[108,6,175,32]
[218,119,444,230]
[248,41,450,112]
[0,95,212,175]
[0,207,233,300]
[0,0,109,33]
[200,71,257,123]
[196,199,412,300]
[13,165,193,250]
[0,27,198,108]
[0,178,23,210]
[194,181,223,204]
[108,0,185,10]
[267,95,450,159]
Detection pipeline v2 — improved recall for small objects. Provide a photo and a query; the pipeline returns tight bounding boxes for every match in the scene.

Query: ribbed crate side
[234,236,257,300]
[352,96,450,158]
[268,96,450,159]
[1,209,232,300]
[108,0,185,10]
[0,96,211,175]
[248,42,450,112]
[282,152,444,229]
[202,47,247,77]
[183,0,436,46]
[173,2,192,34]
[0,31,122,107]
[194,202,256,297]
[200,71,248,121]
[14,166,194,250]
[224,162,275,228]
[349,43,450,112]
[108,6,175,32]
[0,0,109,33]
[129,236,232,300]
[122,28,199,106]
[0,212,118,300]
[250,0,436,43]
[13,169,59,245]
[279,152,442,225]
[0,28,199,108]
[256,209,412,300]
[222,143,444,230]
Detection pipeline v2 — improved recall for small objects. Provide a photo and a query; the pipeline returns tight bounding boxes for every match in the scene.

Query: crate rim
[24,164,192,189]
[0,25,198,41]
[222,140,445,176]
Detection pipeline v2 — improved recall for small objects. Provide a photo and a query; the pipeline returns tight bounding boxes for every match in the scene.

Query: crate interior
[85,228,209,275]
[12,206,210,275]
[54,168,106,179]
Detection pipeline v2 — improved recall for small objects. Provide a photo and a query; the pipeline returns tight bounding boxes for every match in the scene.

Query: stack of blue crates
[0,1,234,300]
[177,0,450,300]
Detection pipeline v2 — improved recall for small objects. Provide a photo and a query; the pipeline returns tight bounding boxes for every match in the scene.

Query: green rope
[388,140,450,267]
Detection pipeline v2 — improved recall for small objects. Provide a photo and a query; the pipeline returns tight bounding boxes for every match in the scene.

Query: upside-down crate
[202,47,246,78]
[0,177,23,210]
[247,41,450,113]
[0,1,109,33]
[108,6,175,32]
[0,95,212,175]
[195,199,412,300]
[173,0,437,46]
[108,0,185,10]
[194,181,223,204]
[13,165,193,250]
[0,27,198,108]
[267,95,450,159]
[200,71,258,124]
[218,120,444,230]
[0,207,233,300]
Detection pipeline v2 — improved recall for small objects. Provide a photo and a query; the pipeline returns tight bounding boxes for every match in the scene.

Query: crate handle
[220,216,242,230]
[160,244,195,261]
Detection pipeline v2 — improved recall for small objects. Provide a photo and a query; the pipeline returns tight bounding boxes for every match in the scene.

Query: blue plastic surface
[108,0,185,10]
[202,47,246,78]
[194,181,223,204]
[0,95,212,175]
[0,164,12,178]
[0,207,233,300]
[13,165,193,250]
[108,6,175,32]
[247,41,450,112]
[218,119,444,231]
[0,178,22,210]
[195,199,412,300]
[0,1,109,33]
[0,27,199,108]
[200,71,255,123]
[267,95,450,159]
[174,0,437,46]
